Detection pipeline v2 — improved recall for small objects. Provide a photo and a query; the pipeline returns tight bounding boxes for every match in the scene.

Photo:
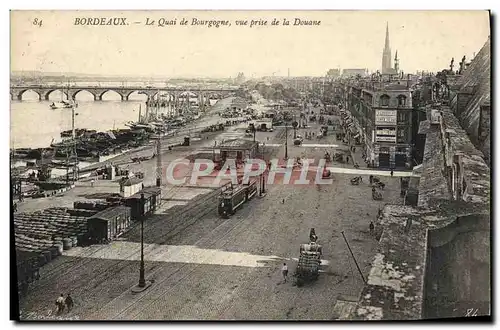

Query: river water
[10,90,215,149]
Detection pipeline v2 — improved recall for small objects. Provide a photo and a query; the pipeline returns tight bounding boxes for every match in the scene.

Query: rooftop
[90,205,131,221]
[452,37,491,141]
[217,139,259,150]
[126,186,162,200]
[121,177,143,186]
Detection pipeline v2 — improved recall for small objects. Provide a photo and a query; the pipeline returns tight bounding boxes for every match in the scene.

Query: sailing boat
[50,83,76,109]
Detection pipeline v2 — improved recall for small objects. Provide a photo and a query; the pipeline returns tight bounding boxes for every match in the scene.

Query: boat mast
[69,81,78,183]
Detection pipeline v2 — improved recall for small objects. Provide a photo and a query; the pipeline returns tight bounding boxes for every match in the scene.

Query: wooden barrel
[77,234,86,246]
[43,250,53,262]
[53,241,63,255]
[62,238,72,250]
[38,254,47,267]
[71,236,78,247]
[48,246,58,258]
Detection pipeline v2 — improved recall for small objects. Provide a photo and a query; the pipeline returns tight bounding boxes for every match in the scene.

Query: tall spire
[381,22,392,74]
[384,22,390,51]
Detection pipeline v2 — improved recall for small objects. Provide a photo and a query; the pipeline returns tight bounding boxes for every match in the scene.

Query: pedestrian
[90,179,95,187]
[282,263,289,283]
[390,170,394,177]
[55,294,65,314]
[369,221,375,236]
[65,293,74,312]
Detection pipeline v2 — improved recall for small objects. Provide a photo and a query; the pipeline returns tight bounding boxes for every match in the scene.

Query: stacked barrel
[14,207,98,267]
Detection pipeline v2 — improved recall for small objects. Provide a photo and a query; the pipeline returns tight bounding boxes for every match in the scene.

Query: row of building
[326,23,489,171]
[343,34,491,320]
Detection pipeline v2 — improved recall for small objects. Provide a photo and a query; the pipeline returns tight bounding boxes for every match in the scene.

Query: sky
[10,10,490,78]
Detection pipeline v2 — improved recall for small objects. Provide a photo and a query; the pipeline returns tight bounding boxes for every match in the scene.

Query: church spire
[384,22,390,51]
[381,22,392,74]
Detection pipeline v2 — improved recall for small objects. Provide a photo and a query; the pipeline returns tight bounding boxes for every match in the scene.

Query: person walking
[390,170,394,177]
[282,263,289,283]
[65,293,74,312]
[369,221,375,236]
[55,294,65,314]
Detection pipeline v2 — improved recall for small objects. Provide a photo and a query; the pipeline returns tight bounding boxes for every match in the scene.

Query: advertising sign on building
[375,110,397,125]
[376,128,396,136]
[376,136,397,143]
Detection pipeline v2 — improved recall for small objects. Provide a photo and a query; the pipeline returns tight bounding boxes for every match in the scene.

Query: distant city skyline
[11,11,490,78]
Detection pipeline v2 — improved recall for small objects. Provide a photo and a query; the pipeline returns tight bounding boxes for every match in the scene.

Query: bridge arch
[17,89,41,101]
[126,90,149,101]
[44,89,69,101]
[72,89,97,101]
[99,89,124,101]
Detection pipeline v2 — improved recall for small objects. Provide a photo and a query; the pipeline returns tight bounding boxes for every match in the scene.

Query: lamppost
[292,120,298,139]
[284,125,288,160]
[138,193,146,287]
[132,193,151,293]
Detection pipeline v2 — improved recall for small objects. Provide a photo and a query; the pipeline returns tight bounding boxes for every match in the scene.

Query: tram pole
[156,134,162,187]
[341,231,366,284]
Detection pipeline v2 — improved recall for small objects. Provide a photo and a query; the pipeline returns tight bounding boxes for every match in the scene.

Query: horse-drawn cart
[294,229,323,287]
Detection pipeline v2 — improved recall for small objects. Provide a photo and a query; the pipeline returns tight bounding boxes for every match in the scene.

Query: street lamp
[284,125,288,160]
[138,193,146,287]
[132,193,151,293]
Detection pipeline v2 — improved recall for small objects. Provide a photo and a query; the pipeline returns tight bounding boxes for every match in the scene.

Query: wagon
[295,249,322,287]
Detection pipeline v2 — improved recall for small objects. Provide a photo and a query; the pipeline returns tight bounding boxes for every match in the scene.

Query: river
[10,90,216,149]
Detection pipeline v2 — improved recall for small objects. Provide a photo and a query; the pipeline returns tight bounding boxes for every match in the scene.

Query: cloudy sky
[10,10,490,77]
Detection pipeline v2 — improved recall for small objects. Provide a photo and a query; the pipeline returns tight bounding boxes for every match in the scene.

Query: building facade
[341,78,414,169]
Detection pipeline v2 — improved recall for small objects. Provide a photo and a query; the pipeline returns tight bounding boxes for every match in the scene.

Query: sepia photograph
[9,9,491,321]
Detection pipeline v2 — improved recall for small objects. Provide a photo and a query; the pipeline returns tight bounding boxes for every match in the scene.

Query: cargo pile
[14,207,97,266]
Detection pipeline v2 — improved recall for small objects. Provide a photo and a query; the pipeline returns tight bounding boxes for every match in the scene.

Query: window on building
[397,111,408,124]
[380,94,390,107]
[397,127,409,143]
[397,95,407,107]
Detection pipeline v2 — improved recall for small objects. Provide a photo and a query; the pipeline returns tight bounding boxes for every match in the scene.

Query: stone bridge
[10,85,243,101]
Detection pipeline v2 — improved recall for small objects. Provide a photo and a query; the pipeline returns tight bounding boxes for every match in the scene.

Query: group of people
[55,293,73,314]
